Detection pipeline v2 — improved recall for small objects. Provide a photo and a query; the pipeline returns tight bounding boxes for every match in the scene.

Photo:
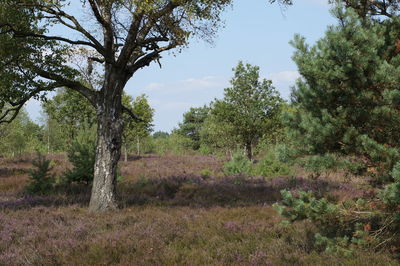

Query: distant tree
[0,108,43,157]
[42,89,97,146]
[205,62,284,160]
[122,94,154,160]
[176,105,210,150]
[200,113,238,155]
[153,131,170,139]
[285,6,400,171]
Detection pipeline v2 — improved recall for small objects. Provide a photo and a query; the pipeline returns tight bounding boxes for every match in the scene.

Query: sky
[25,0,336,133]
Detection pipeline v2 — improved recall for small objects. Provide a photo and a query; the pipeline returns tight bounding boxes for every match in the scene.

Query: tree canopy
[286,5,400,171]
[204,62,283,160]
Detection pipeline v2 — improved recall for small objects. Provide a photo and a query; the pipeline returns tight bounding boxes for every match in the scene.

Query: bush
[199,169,213,178]
[25,153,55,194]
[275,144,297,164]
[338,159,366,176]
[63,129,96,185]
[224,152,252,176]
[253,152,292,177]
[302,154,336,173]
[273,189,394,256]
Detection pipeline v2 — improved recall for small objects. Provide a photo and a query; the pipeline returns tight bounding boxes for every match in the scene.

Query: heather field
[0,154,398,265]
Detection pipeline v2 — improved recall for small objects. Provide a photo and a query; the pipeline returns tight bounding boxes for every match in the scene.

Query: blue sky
[26,0,336,132]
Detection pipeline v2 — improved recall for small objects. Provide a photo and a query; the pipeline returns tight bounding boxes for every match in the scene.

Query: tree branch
[34,68,97,106]
[127,43,177,74]
[0,82,62,124]
[88,0,108,27]
[122,105,143,122]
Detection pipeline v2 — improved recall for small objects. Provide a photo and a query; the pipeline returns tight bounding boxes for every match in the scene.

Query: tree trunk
[124,144,128,162]
[245,142,252,161]
[136,136,140,156]
[89,93,123,212]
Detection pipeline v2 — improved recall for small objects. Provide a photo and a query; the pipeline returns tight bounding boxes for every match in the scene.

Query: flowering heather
[0,153,396,264]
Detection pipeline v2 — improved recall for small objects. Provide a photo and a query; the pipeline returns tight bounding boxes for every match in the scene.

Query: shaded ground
[0,154,398,265]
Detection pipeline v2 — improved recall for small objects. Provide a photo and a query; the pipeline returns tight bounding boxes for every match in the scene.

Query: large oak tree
[0,0,290,212]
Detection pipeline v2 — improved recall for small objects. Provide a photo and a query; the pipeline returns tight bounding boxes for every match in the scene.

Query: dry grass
[0,153,398,265]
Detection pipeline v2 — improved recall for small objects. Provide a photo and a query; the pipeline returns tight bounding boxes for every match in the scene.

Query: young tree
[176,105,210,150]
[122,94,154,160]
[286,6,400,170]
[206,62,283,160]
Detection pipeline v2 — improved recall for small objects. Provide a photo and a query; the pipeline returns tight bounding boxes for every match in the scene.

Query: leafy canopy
[204,61,283,159]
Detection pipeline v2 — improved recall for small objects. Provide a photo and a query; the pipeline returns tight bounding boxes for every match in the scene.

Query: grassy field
[0,154,398,265]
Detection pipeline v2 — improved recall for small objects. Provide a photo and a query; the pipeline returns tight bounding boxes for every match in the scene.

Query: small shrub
[223,152,252,176]
[302,154,336,172]
[338,159,366,176]
[253,152,292,177]
[199,169,213,178]
[63,129,96,185]
[25,153,55,194]
[275,144,297,164]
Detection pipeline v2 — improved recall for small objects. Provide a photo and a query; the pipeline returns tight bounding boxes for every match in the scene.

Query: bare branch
[88,0,108,27]
[128,43,177,74]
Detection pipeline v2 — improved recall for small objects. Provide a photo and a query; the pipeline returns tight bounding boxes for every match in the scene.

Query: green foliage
[63,127,96,185]
[274,190,339,224]
[380,162,400,207]
[223,152,253,176]
[339,159,366,176]
[273,190,374,256]
[153,131,169,139]
[275,144,298,164]
[152,132,193,155]
[300,154,337,177]
[199,113,238,155]
[176,105,210,150]
[25,153,55,195]
[314,234,353,257]
[0,108,44,157]
[42,88,96,147]
[286,6,400,171]
[199,169,213,178]
[202,62,284,160]
[253,152,292,177]
[122,94,154,156]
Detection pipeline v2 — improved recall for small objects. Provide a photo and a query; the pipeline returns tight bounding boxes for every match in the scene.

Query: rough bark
[89,79,124,212]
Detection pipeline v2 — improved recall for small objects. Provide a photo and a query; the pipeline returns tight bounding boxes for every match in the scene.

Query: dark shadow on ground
[0,175,364,211]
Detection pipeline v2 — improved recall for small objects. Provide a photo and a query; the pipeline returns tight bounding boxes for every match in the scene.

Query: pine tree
[176,106,210,150]
[286,6,400,171]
